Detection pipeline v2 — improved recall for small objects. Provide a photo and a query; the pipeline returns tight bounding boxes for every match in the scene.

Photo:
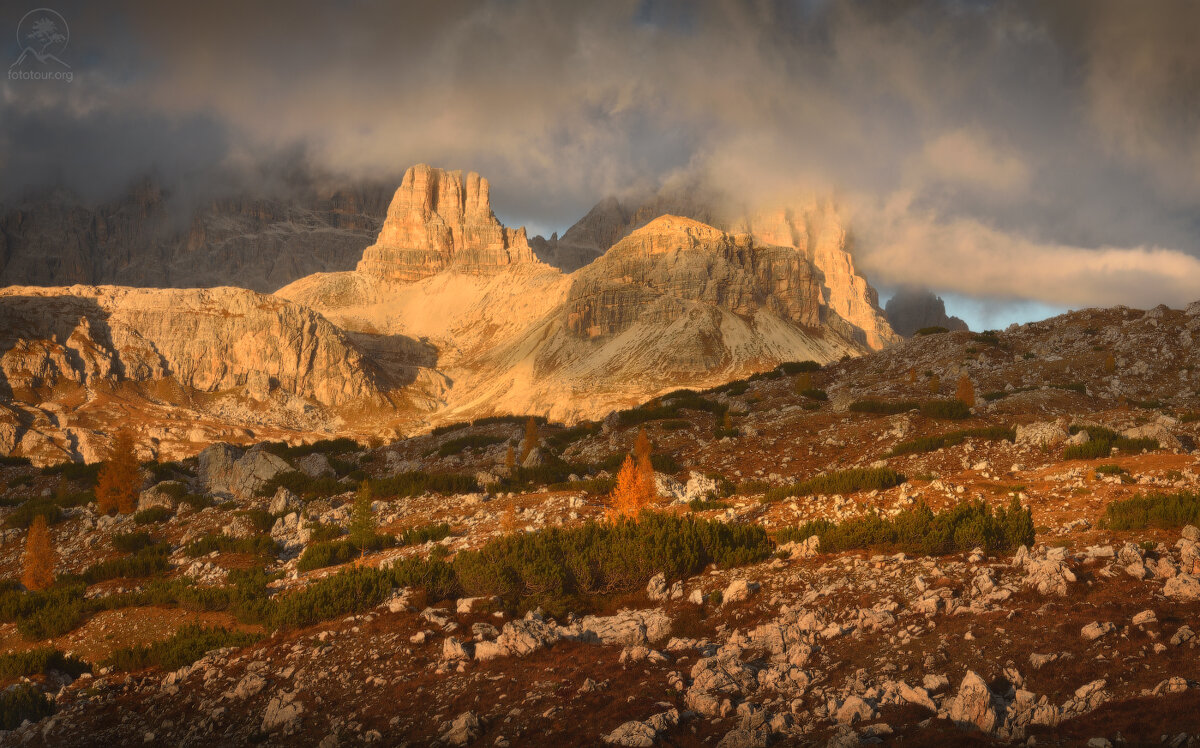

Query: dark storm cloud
[3,0,1200,309]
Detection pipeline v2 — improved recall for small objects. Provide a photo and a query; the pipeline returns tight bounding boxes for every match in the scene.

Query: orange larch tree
[607,455,649,520]
[633,427,656,504]
[956,373,976,407]
[22,515,56,591]
[95,429,141,515]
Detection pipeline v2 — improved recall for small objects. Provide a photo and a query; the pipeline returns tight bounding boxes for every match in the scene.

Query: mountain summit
[356,164,538,282]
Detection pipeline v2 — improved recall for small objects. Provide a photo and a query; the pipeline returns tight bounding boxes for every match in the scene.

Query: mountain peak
[613,214,731,255]
[355,164,538,282]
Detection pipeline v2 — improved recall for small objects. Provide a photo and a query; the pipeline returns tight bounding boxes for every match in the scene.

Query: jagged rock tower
[356,164,537,282]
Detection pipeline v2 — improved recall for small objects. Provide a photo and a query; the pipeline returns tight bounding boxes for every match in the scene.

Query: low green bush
[915,326,949,335]
[849,399,921,415]
[0,647,89,678]
[263,437,360,460]
[887,426,1015,457]
[798,388,828,401]
[1063,425,1159,460]
[1101,491,1200,530]
[776,498,1034,556]
[0,456,32,468]
[453,512,771,610]
[397,522,452,547]
[779,361,821,374]
[305,522,344,543]
[256,471,347,500]
[237,509,276,534]
[134,506,173,525]
[1094,464,1127,475]
[104,624,262,672]
[687,498,731,511]
[3,500,63,529]
[112,531,155,553]
[75,545,170,584]
[920,399,972,420]
[544,422,601,450]
[42,462,102,483]
[433,434,507,458]
[0,683,55,730]
[183,534,277,558]
[368,471,479,499]
[763,467,906,503]
[982,386,1038,402]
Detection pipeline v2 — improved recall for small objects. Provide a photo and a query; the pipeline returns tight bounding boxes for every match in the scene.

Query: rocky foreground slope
[0,302,1197,745]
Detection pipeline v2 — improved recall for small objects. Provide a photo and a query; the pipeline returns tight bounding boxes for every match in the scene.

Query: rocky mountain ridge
[3,164,899,464]
[0,177,392,293]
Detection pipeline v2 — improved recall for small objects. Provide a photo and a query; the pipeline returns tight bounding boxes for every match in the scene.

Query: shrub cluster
[797,388,828,401]
[397,522,452,547]
[368,471,480,499]
[920,399,972,420]
[453,512,771,610]
[133,506,173,525]
[778,361,822,375]
[263,437,360,460]
[112,531,155,553]
[73,545,170,585]
[0,647,89,678]
[104,624,262,672]
[272,512,771,626]
[256,471,348,500]
[1063,425,1159,460]
[849,399,921,415]
[0,683,54,730]
[296,533,392,572]
[183,533,277,558]
[1101,491,1200,530]
[433,434,507,458]
[763,467,906,503]
[777,498,1034,556]
[887,426,1015,457]
[3,500,62,529]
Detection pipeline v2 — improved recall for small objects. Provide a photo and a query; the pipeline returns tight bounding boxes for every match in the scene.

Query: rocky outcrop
[884,287,969,337]
[356,164,538,282]
[562,216,823,338]
[0,285,391,407]
[534,191,900,350]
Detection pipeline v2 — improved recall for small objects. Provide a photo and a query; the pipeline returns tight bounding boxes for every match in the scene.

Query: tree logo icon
[10,8,70,74]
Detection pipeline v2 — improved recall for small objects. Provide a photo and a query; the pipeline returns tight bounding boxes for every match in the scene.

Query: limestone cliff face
[0,178,391,293]
[0,286,390,408]
[563,216,823,339]
[535,193,901,350]
[355,165,538,282]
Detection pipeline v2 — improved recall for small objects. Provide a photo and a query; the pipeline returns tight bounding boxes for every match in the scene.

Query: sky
[4,0,1200,329]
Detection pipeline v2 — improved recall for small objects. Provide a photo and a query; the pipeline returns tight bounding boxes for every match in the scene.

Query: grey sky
[4,0,1200,321]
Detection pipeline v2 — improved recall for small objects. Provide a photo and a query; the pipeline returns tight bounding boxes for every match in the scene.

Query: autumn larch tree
[22,515,56,591]
[928,374,941,395]
[95,429,141,515]
[348,481,376,558]
[607,454,649,520]
[956,373,975,407]
[519,417,539,463]
[633,427,657,505]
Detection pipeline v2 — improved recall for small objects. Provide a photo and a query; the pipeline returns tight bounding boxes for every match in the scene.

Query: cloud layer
[4,0,1200,313]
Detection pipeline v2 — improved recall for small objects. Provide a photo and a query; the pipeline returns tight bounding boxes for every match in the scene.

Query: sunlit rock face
[534,193,900,351]
[356,164,539,282]
[563,215,824,339]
